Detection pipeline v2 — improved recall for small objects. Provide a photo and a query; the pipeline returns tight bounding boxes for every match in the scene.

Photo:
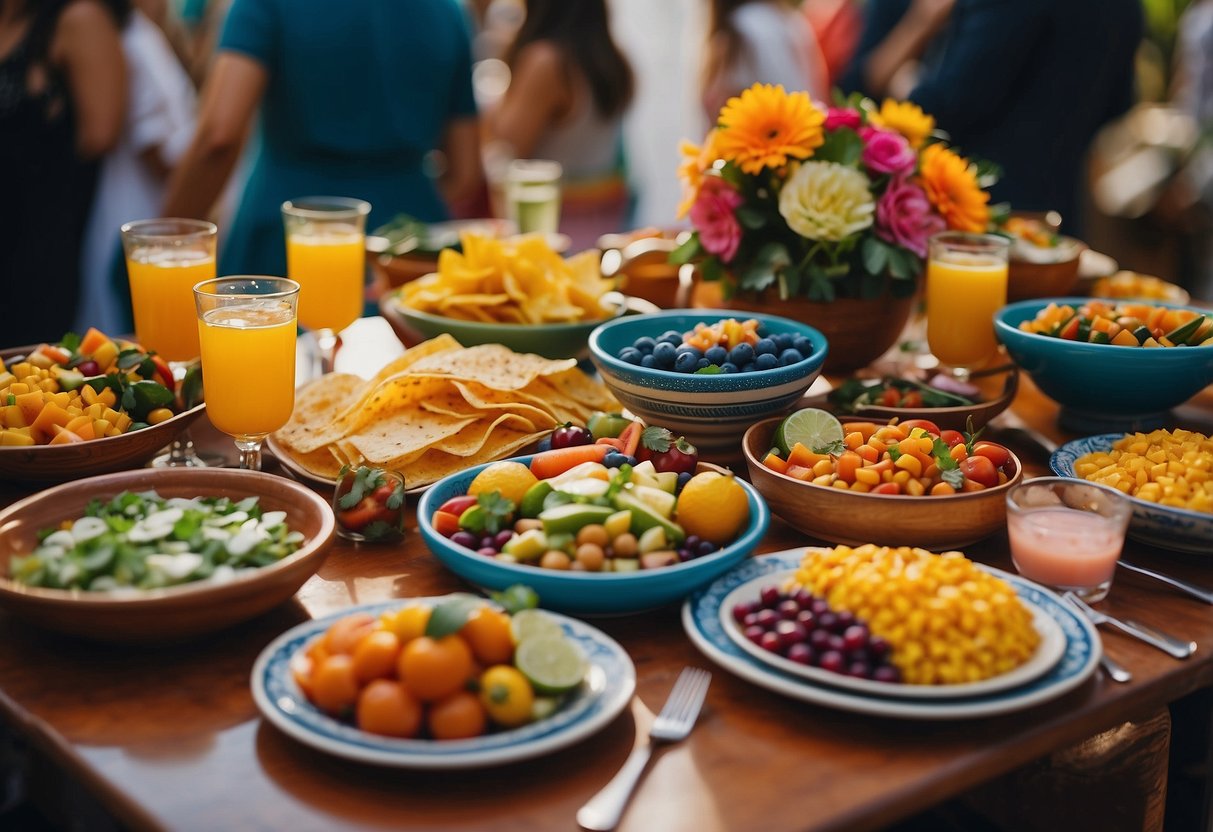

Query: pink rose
[860,127,917,177]
[875,177,945,259]
[824,107,862,131]
[690,176,744,263]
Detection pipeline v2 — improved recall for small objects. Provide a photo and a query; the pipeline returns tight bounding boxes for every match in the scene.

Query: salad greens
[11,491,303,591]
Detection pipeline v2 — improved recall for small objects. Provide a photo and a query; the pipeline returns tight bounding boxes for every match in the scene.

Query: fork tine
[662,668,711,726]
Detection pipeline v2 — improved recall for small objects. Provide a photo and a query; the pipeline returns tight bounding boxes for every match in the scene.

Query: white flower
[778,161,875,242]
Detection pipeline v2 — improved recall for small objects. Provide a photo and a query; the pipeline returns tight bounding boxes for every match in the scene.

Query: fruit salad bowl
[587,310,828,458]
[417,454,770,615]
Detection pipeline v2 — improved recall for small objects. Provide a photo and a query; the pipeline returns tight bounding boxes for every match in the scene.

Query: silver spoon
[1117,560,1213,605]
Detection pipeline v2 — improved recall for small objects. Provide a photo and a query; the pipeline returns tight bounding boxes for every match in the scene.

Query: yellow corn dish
[1074,429,1213,514]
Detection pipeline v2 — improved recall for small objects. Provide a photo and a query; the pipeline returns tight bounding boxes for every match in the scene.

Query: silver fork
[577,668,711,831]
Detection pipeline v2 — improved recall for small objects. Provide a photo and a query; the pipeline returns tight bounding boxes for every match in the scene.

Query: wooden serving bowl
[1006,238,1086,302]
[844,367,1019,432]
[0,468,335,642]
[742,418,1022,550]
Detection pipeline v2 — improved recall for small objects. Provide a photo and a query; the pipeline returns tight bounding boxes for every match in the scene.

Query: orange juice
[286,228,364,332]
[926,256,1008,369]
[198,303,296,438]
[127,250,215,361]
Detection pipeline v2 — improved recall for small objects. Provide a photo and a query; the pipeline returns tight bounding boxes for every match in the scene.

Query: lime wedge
[510,608,564,645]
[514,635,588,695]
[774,408,845,456]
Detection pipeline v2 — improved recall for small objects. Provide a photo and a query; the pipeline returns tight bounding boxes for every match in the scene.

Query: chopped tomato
[898,419,940,436]
[939,430,965,447]
[437,495,478,517]
[972,441,1012,468]
[959,455,999,488]
[431,510,461,537]
[340,497,397,531]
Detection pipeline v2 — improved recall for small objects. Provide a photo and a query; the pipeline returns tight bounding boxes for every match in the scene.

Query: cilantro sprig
[931,439,966,490]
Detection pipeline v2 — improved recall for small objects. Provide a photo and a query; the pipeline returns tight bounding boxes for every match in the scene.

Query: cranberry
[842,625,869,652]
[847,662,872,679]
[759,586,782,607]
[732,602,755,623]
[793,588,814,608]
[817,611,838,632]
[795,610,817,630]
[869,636,891,658]
[818,650,845,673]
[787,643,814,665]
[744,625,766,645]
[808,630,831,651]
[754,609,780,629]
[774,620,808,649]
[836,610,856,630]
[759,631,782,653]
[873,665,901,684]
[476,547,498,557]
[777,599,801,620]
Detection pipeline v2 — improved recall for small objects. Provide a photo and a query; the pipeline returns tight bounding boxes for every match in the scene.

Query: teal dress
[218,0,476,277]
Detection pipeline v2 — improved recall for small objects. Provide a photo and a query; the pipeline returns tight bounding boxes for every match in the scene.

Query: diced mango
[30,402,72,441]
[15,391,45,425]
[0,432,35,447]
[2,405,26,428]
[48,426,84,445]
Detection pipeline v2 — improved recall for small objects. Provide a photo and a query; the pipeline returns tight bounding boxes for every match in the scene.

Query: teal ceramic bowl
[995,298,1213,430]
[417,456,770,615]
[380,293,624,360]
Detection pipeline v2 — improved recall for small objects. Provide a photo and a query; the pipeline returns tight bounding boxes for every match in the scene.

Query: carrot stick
[619,421,642,457]
[596,436,624,450]
[529,444,610,479]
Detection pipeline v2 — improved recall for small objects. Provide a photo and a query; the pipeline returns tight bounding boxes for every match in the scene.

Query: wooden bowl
[368,251,438,289]
[742,418,1022,550]
[1006,241,1086,302]
[0,468,336,642]
[843,367,1019,432]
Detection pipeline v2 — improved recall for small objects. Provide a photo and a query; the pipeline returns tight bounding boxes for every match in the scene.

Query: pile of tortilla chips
[395,233,614,324]
[272,335,620,488]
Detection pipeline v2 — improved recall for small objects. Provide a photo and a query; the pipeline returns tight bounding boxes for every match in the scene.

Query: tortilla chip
[342,407,479,464]
[405,345,576,390]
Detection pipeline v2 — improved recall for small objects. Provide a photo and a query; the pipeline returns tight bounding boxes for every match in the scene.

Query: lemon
[467,461,539,505]
[676,471,750,545]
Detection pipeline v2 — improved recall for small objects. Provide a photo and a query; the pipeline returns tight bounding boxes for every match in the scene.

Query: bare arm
[52,0,125,159]
[486,41,569,159]
[162,52,266,219]
[439,116,483,209]
[861,0,954,98]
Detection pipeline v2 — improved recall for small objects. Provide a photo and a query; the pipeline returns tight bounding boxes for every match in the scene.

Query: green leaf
[814,438,846,456]
[360,520,403,542]
[861,237,889,276]
[116,349,145,371]
[699,256,724,283]
[126,380,174,421]
[694,365,723,375]
[669,235,703,265]
[887,443,903,462]
[424,594,481,638]
[181,363,204,409]
[59,331,81,353]
[813,127,863,166]
[385,482,405,511]
[640,425,674,453]
[489,584,540,615]
[887,247,911,280]
[931,438,965,489]
[735,205,767,230]
[476,491,516,534]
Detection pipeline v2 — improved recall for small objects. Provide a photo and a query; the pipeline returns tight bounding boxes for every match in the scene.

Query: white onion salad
[10,491,304,591]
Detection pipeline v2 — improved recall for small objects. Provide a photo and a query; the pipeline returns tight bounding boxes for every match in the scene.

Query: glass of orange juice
[281,197,370,374]
[925,232,1010,377]
[194,277,299,470]
[121,218,217,467]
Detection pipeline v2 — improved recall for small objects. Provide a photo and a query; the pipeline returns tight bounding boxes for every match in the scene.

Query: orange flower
[676,129,722,218]
[869,99,935,149]
[918,144,989,232]
[714,84,825,175]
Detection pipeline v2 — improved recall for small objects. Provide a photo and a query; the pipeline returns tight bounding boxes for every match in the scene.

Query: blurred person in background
[486,0,634,250]
[0,0,125,345]
[701,0,828,119]
[801,0,862,91]
[1169,0,1213,299]
[842,0,1142,235]
[163,0,483,279]
[77,0,196,334]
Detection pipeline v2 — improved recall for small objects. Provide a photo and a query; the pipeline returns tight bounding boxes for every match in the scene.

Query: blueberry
[779,348,804,366]
[640,354,657,368]
[728,342,755,366]
[792,335,813,355]
[652,341,677,368]
[676,345,703,361]
[755,352,779,371]
[659,330,684,346]
[621,454,638,466]
[604,451,629,468]
[739,362,756,373]
[537,435,552,452]
[704,345,728,365]
[674,351,699,373]
[684,535,701,550]
[618,347,642,365]
[696,540,717,557]
[676,471,693,492]
[773,332,794,351]
[720,362,739,374]
[754,338,776,356]
[695,357,711,370]
[633,336,657,355]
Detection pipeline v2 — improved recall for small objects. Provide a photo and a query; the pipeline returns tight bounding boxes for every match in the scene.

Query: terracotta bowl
[843,367,1019,432]
[0,468,336,642]
[1006,240,1086,302]
[742,417,1022,550]
[0,345,206,482]
[368,251,438,289]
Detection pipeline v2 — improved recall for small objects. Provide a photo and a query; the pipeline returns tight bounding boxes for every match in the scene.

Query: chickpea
[540,550,571,570]
[575,543,605,571]
[576,524,609,547]
[514,518,543,534]
[612,533,638,558]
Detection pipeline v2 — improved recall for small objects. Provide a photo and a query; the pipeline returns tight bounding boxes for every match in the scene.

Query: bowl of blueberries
[587,309,828,457]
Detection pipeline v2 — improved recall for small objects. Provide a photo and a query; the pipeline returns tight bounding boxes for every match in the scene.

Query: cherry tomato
[149,354,176,390]
[898,391,924,408]
[879,387,901,407]
[940,430,965,447]
[972,441,1012,468]
[872,482,902,495]
[437,495,478,517]
[339,497,397,532]
[959,455,999,488]
[899,419,941,436]
[649,436,699,475]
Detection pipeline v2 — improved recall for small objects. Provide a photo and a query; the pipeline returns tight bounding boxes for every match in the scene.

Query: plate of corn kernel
[1051,429,1213,555]
[683,547,1099,720]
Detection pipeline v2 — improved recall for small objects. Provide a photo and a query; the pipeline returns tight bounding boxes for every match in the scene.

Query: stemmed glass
[281,197,370,374]
[925,232,1010,380]
[120,218,217,467]
[193,277,299,470]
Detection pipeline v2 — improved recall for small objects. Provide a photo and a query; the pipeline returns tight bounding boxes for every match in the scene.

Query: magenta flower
[690,176,744,263]
[824,107,862,131]
[875,177,945,259]
[860,126,917,177]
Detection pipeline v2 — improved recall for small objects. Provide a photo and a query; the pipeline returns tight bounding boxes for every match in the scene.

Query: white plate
[251,599,635,768]
[719,566,1066,700]
[683,550,1100,720]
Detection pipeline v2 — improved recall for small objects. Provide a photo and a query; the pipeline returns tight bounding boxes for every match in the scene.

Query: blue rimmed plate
[251,599,635,767]
[1051,434,1213,555]
[682,550,1099,720]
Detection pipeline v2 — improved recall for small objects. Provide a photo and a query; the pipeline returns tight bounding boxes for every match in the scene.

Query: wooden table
[2,329,1212,832]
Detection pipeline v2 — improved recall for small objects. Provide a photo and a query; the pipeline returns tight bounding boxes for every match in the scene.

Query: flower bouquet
[674,84,995,302]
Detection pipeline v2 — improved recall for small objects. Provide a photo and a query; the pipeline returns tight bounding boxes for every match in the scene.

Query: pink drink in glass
[1008,508,1125,600]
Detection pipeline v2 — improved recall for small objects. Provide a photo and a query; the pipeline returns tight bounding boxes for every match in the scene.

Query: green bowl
[379,293,625,360]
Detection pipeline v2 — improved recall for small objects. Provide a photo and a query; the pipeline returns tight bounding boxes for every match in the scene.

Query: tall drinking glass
[193,277,299,470]
[505,159,562,235]
[120,218,217,467]
[925,232,1010,378]
[281,197,370,374]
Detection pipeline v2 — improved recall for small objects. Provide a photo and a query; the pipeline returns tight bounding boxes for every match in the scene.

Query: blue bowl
[587,309,828,456]
[1051,434,1213,555]
[995,298,1213,429]
[417,455,771,615]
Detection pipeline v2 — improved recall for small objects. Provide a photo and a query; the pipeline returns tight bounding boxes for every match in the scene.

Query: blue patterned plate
[252,599,635,767]
[1051,434,1213,555]
[682,550,1099,720]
